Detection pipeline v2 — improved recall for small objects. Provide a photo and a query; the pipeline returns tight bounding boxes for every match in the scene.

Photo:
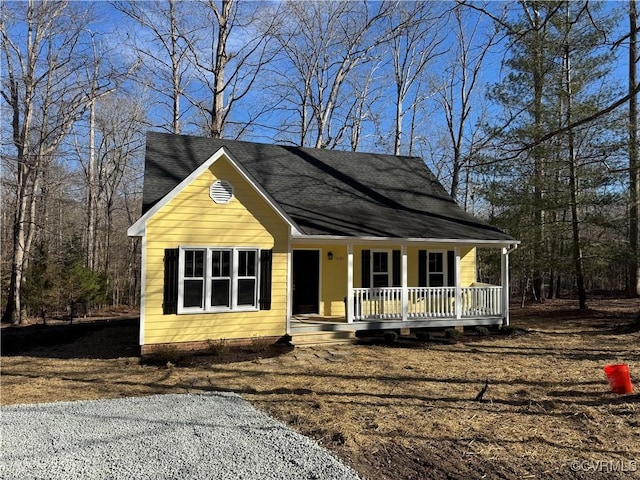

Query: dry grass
[2,299,639,479]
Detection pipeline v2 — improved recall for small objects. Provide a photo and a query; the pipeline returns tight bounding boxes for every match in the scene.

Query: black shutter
[392,250,401,287]
[361,250,371,287]
[418,250,427,287]
[163,248,179,314]
[259,249,273,310]
[447,250,456,287]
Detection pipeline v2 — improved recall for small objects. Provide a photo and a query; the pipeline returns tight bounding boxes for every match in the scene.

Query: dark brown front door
[292,250,319,315]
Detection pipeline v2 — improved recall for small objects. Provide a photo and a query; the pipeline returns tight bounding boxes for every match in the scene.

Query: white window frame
[210,248,233,309]
[371,249,392,288]
[182,248,206,309]
[427,250,448,287]
[177,247,260,314]
[235,249,258,308]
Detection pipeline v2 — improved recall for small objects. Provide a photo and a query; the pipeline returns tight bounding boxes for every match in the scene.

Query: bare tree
[94,92,146,276]
[271,0,394,149]
[345,63,384,151]
[114,0,192,134]
[1,1,106,324]
[436,4,502,203]
[186,0,281,138]
[83,35,127,272]
[387,2,446,156]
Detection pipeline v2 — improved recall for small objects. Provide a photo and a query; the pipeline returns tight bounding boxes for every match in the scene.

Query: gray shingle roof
[142,132,514,241]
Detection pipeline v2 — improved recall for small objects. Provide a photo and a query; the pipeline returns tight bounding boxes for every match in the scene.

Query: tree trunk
[450,145,461,201]
[2,1,36,324]
[564,4,586,309]
[531,2,546,302]
[628,0,639,297]
[169,0,181,134]
[87,98,96,270]
[394,82,403,156]
[211,0,232,138]
[408,94,418,157]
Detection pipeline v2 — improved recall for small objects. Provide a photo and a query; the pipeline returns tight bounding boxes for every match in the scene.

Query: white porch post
[401,244,408,321]
[347,244,354,323]
[501,246,510,326]
[286,235,292,333]
[455,246,462,319]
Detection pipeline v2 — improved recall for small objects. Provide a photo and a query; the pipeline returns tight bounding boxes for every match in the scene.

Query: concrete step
[290,330,356,347]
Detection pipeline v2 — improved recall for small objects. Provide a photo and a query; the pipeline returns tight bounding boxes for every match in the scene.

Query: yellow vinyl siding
[143,156,289,345]
[406,246,420,287]
[459,247,476,286]
[322,245,348,316]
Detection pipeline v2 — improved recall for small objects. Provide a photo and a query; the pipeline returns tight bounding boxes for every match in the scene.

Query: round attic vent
[209,180,234,204]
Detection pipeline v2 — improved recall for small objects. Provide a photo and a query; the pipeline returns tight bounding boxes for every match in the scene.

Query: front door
[292,250,320,315]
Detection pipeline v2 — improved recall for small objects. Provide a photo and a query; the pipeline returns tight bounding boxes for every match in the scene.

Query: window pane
[373,274,389,288]
[237,278,256,306]
[211,251,221,276]
[373,252,388,273]
[185,251,194,277]
[212,279,230,307]
[184,280,203,307]
[238,251,248,276]
[246,251,256,276]
[429,273,444,287]
[238,250,257,277]
[185,250,204,278]
[212,250,231,277]
[221,251,231,276]
[194,250,204,277]
[429,252,443,273]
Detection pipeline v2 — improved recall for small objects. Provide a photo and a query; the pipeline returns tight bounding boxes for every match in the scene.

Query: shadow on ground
[1,318,295,363]
[1,317,140,359]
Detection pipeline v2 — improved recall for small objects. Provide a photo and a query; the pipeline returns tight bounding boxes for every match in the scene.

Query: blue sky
[2,0,633,165]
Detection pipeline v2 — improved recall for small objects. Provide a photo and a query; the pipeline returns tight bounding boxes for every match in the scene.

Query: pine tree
[484,1,622,303]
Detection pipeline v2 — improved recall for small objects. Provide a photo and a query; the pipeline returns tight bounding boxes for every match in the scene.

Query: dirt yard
[2,299,639,479]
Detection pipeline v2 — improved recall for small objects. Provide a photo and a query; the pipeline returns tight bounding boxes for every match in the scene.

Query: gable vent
[209,180,234,204]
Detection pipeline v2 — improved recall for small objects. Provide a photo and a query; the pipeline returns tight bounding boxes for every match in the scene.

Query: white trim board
[291,235,519,248]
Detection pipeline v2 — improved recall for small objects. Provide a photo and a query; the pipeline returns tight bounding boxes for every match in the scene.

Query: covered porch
[287,240,517,334]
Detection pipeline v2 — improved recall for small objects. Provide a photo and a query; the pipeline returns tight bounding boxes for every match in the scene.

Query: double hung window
[183,250,205,308]
[236,250,257,306]
[428,252,445,287]
[210,250,232,307]
[371,251,391,288]
[179,247,259,313]
[418,250,455,288]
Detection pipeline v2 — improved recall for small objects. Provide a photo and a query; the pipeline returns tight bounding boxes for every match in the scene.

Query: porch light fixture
[327,251,334,260]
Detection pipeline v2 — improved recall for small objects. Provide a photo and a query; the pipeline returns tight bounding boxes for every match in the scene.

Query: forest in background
[1,0,638,324]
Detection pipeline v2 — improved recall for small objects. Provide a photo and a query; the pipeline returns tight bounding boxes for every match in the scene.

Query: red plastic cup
[603,364,633,394]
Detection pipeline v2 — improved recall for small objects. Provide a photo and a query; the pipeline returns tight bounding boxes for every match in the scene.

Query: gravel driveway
[1,392,360,480]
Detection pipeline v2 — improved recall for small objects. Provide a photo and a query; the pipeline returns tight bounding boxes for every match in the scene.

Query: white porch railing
[352,286,503,321]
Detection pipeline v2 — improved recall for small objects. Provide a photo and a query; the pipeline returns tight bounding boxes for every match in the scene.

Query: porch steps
[289,330,357,347]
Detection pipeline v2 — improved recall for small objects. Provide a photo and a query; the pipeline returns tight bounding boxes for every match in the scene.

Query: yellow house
[128,132,518,353]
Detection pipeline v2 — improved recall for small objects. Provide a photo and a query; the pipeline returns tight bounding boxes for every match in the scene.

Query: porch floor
[289,314,504,334]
